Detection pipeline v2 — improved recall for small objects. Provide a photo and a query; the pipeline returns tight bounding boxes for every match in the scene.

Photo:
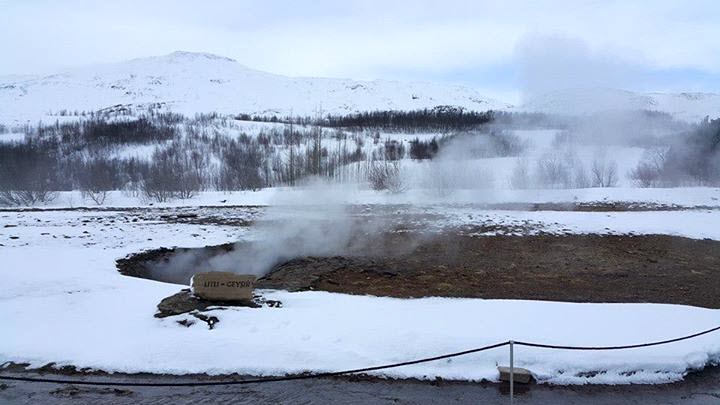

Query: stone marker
[192,271,255,302]
[497,366,533,384]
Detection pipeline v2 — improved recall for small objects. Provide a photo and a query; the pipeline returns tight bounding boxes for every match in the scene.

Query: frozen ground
[1,197,719,385]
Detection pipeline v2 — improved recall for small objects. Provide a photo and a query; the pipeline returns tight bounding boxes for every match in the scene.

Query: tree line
[2,114,445,205]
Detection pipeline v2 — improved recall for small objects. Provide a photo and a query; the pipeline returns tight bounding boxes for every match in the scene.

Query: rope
[514,324,720,350]
[0,341,509,387]
[1,324,718,387]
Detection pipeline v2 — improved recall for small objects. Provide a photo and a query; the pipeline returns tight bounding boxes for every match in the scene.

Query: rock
[176,318,195,327]
[155,289,259,318]
[192,271,255,302]
[498,366,533,384]
[156,289,283,330]
[155,288,283,318]
[191,313,220,329]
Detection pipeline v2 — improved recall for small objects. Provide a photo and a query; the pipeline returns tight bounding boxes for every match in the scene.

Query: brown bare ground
[118,233,720,309]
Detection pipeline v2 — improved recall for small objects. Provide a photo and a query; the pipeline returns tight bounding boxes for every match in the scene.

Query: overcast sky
[1,0,719,103]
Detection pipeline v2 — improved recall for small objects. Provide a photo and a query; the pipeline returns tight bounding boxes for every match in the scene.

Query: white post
[509,340,514,404]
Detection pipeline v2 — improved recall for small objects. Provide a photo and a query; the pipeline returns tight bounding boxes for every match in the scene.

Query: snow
[2,52,717,125]
[3,259,719,385]
[0,132,25,143]
[0,51,510,125]
[109,143,163,160]
[519,88,720,122]
[6,186,719,210]
[437,208,720,240]
[1,203,719,384]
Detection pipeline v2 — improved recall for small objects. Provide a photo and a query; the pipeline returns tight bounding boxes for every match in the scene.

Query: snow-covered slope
[0,51,510,124]
[520,88,720,122]
[2,52,717,124]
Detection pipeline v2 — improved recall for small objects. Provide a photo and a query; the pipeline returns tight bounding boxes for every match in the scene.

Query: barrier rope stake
[509,340,514,404]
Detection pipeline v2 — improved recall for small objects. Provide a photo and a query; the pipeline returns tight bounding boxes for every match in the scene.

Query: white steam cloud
[150,181,394,282]
[515,34,640,101]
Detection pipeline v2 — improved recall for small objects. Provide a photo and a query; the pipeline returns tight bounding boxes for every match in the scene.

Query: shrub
[367,161,406,193]
[591,158,618,187]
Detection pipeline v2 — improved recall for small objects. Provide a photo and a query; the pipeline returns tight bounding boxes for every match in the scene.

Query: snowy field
[1,196,720,385]
[5,186,720,209]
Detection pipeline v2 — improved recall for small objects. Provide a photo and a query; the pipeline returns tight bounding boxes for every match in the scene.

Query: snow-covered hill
[0,51,510,124]
[1,52,717,124]
[520,88,720,122]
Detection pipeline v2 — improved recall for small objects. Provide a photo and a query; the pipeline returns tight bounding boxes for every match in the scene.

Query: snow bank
[1,208,719,384]
[3,268,719,385]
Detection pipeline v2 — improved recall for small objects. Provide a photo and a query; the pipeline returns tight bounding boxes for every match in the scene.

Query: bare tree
[0,142,59,206]
[627,147,670,187]
[591,158,618,187]
[78,159,116,205]
[536,152,572,189]
[142,144,203,202]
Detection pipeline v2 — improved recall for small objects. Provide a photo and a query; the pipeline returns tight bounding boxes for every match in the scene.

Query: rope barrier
[0,324,718,387]
[0,341,510,387]
[514,324,720,350]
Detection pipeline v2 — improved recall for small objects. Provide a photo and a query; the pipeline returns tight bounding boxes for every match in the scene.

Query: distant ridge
[0,51,510,124]
[0,51,717,124]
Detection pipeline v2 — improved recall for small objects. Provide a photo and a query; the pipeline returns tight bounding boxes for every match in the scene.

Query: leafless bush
[141,171,201,202]
[0,140,61,206]
[81,190,109,205]
[535,152,573,188]
[489,130,528,157]
[0,189,58,206]
[573,163,591,188]
[141,145,203,202]
[534,150,593,189]
[367,160,406,193]
[591,158,618,187]
[121,182,142,198]
[628,162,661,187]
[141,181,174,203]
[443,130,527,159]
[627,147,668,187]
[77,159,117,205]
[510,159,531,189]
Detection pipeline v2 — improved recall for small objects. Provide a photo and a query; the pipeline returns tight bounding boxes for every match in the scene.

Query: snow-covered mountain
[520,88,720,122]
[1,51,717,124]
[0,51,510,124]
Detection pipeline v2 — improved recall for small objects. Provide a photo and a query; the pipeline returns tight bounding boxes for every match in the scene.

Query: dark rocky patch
[155,288,259,318]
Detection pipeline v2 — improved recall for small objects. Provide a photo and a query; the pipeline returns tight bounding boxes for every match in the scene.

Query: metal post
[509,340,514,404]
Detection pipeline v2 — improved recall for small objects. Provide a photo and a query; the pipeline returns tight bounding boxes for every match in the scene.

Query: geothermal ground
[122,231,720,309]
